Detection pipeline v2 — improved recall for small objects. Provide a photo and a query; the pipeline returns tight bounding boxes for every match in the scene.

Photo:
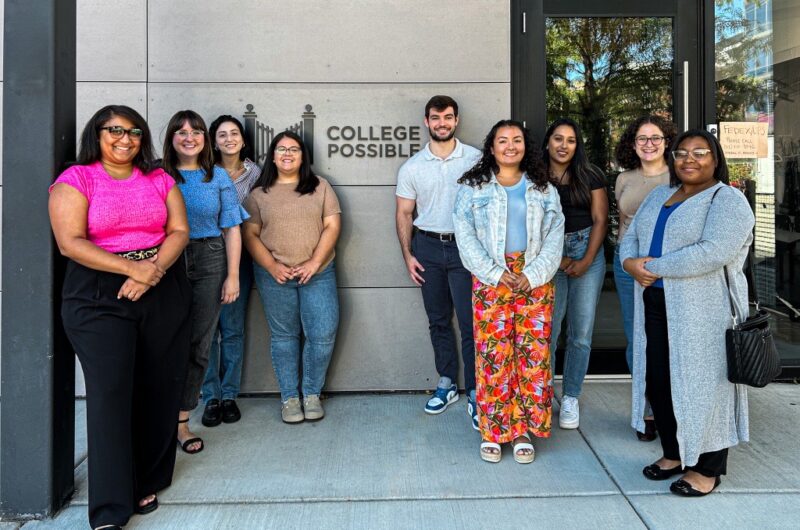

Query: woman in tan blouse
[613,115,676,441]
[243,131,341,424]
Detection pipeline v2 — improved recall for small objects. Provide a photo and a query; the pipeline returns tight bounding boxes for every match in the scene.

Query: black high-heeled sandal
[177,417,204,454]
[135,494,158,515]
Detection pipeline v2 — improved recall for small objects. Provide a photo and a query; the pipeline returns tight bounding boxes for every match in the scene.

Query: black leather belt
[418,229,456,242]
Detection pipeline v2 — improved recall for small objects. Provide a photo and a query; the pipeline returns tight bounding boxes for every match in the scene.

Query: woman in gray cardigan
[620,129,754,497]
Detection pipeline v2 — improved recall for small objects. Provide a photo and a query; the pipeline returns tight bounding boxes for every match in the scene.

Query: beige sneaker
[303,395,325,421]
[281,397,304,424]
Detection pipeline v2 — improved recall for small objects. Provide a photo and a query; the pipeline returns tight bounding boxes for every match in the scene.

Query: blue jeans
[613,246,635,372]
[550,226,605,399]
[254,261,339,401]
[412,232,475,392]
[202,251,254,403]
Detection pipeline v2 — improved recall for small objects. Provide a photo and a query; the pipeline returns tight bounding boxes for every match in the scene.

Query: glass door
[512,0,704,374]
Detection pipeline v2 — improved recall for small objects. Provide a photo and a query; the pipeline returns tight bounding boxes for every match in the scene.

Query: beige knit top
[615,167,670,242]
[243,177,341,269]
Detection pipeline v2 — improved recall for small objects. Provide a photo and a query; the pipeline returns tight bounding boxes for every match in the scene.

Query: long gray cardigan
[619,182,754,466]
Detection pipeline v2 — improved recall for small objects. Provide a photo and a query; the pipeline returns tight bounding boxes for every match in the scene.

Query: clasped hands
[622,256,660,287]
[268,260,321,285]
[118,256,163,302]
[498,270,532,292]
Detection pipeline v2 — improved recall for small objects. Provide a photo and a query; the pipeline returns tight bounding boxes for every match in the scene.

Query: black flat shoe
[202,399,222,427]
[636,419,657,442]
[642,463,683,481]
[135,495,158,515]
[670,476,721,497]
[222,399,241,424]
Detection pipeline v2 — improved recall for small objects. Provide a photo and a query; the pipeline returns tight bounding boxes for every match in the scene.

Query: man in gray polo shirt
[395,95,481,429]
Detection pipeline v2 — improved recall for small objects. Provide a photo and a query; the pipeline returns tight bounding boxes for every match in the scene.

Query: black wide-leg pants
[643,286,728,477]
[62,258,192,528]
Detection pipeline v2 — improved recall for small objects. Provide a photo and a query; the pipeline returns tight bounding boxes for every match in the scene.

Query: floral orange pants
[473,252,554,443]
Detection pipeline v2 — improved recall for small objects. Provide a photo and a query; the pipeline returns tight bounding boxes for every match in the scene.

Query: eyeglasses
[275,146,301,155]
[671,148,713,161]
[174,129,205,139]
[635,135,665,146]
[100,126,143,139]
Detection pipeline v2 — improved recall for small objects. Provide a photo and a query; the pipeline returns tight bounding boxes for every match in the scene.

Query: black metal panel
[1,0,76,519]
[511,0,546,141]
[543,0,677,16]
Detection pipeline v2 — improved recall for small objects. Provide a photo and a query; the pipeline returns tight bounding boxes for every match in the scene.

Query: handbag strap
[713,186,759,327]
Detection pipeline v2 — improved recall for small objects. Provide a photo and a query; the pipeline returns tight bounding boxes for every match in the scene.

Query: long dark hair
[78,105,157,173]
[161,110,215,183]
[542,118,601,208]
[208,114,249,165]
[253,130,320,195]
[458,120,548,190]
[668,129,730,187]
[614,115,677,170]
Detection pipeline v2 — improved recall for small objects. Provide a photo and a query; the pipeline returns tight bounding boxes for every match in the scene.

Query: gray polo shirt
[395,139,481,233]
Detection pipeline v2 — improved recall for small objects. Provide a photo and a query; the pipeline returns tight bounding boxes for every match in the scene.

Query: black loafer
[636,419,657,442]
[222,399,241,424]
[642,463,683,481]
[134,495,158,515]
[201,399,222,427]
[670,476,721,497]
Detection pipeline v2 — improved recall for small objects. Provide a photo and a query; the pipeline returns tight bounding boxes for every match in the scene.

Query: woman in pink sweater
[49,105,191,530]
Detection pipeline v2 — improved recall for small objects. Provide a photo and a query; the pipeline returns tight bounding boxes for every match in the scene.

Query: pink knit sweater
[50,162,175,253]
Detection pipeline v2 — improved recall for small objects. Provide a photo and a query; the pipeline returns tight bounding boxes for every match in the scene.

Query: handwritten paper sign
[719,122,768,158]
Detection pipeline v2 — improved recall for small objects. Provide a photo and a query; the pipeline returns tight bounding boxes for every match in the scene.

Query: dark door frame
[511,0,716,142]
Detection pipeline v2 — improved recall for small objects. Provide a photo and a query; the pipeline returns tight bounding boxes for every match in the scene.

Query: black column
[1,0,76,518]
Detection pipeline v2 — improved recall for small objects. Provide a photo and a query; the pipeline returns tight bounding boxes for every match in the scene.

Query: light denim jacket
[453,173,565,287]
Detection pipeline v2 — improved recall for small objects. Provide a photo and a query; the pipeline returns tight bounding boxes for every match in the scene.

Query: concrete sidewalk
[16,381,800,529]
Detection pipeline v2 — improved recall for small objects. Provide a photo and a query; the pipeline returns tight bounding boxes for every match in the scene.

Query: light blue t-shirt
[504,177,528,253]
[177,166,249,239]
[396,139,481,233]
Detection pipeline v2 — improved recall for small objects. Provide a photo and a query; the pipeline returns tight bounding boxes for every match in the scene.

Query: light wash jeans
[254,261,339,401]
[613,246,635,372]
[550,226,605,399]
[202,251,254,403]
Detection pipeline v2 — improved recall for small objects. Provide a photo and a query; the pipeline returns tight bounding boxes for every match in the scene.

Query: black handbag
[723,249,782,387]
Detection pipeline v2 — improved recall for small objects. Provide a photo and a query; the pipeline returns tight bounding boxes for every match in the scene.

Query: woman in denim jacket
[453,120,564,464]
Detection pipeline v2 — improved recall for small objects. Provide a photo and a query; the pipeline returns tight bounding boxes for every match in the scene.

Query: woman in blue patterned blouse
[162,110,248,454]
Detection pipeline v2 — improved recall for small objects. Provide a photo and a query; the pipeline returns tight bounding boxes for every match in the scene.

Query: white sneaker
[559,395,580,429]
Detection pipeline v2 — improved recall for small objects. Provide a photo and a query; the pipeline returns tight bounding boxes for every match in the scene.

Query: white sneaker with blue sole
[425,383,458,414]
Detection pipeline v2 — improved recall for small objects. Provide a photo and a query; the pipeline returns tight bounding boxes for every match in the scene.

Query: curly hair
[614,115,677,170]
[458,120,548,190]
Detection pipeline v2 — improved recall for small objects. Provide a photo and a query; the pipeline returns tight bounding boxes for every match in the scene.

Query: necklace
[224,162,245,177]
[551,168,568,185]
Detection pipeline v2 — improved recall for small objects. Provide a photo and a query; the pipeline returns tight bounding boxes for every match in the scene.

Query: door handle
[683,61,689,131]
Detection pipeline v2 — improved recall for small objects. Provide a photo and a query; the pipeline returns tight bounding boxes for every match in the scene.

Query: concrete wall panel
[146,82,509,184]
[334,186,411,288]
[77,0,146,81]
[240,286,461,393]
[148,0,509,83]
[76,82,147,140]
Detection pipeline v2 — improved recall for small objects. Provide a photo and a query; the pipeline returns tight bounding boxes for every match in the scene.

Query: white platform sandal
[480,442,501,463]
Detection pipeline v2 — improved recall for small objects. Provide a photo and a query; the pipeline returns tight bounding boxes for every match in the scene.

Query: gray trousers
[181,236,227,411]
